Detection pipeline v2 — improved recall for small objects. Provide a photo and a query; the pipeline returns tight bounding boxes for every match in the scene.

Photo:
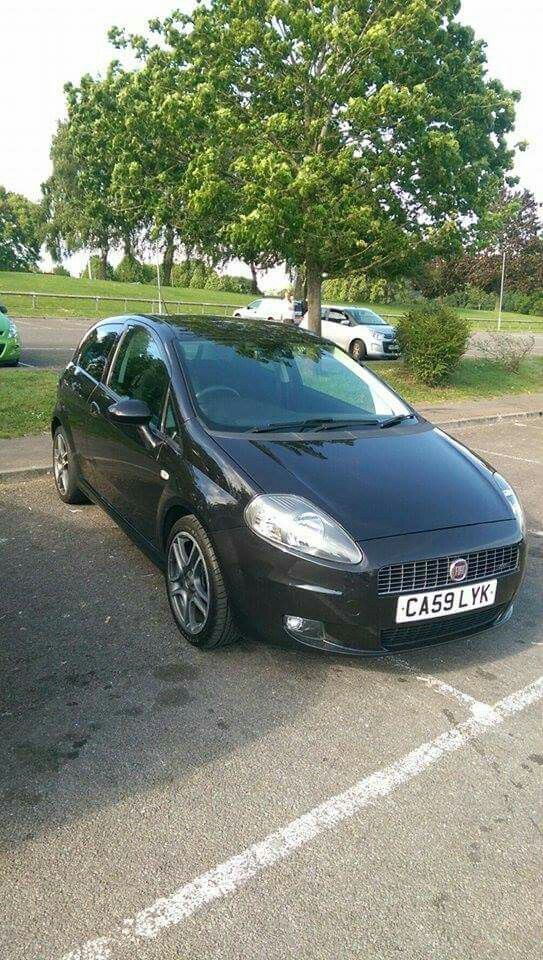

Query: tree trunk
[293,268,305,300]
[98,245,109,280]
[306,258,322,335]
[249,261,260,294]
[162,226,175,287]
[123,234,133,259]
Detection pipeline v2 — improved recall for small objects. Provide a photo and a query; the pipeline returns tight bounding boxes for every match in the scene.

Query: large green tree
[0,186,43,272]
[120,0,518,331]
[43,65,138,279]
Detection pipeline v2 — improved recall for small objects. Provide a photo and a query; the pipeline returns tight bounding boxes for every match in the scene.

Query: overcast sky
[1,1,541,279]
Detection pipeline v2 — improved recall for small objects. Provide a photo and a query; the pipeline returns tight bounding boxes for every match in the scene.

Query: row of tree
[2,1,537,331]
[41,0,522,331]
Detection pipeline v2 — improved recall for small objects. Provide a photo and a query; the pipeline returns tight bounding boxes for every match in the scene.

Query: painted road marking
[390,656,497,719]
[59,675,543,960]
[473,448,541,466]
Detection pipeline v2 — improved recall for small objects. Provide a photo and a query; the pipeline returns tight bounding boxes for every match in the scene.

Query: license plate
[396,579,497,623]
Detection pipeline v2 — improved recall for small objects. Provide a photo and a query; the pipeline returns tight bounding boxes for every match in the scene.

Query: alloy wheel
[54,432,69,495]
[168,532,211,635]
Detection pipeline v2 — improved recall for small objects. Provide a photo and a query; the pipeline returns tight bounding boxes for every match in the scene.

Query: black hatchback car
[52,314,526,654]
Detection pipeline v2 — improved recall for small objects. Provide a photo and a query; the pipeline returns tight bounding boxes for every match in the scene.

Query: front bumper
[367,339,400,359]
[0,335,21,364]
[213,520,526,655]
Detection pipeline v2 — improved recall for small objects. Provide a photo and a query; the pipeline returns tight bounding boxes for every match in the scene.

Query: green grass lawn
[1,357,541,439]
[377,356,543,406]
[0,270,253,320]
[1,270,542,330]
[0,368,58,438]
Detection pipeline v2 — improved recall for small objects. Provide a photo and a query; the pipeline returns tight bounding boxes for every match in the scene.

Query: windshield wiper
[251,417,379,434]
[380,413,416,429]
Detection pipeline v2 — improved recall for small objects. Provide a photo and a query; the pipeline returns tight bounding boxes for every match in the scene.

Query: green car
[0,303,21,366]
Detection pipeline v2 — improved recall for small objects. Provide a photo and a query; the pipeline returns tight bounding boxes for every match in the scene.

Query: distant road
[13,315,543,370]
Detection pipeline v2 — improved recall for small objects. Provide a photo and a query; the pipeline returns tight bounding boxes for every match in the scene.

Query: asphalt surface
[1,419,542,960]
[12,314,543,369]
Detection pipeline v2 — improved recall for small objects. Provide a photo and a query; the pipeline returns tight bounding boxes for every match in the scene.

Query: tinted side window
[77,324,122,380]
[163,395,180,442]
[109,327,169,426]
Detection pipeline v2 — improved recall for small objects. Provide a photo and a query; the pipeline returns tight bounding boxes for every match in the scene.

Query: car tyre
[53,426,88,504]
[166,516,242,649]
[349,339,366,362]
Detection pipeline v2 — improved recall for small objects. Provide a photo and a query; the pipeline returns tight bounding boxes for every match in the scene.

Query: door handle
[89,400,100,417]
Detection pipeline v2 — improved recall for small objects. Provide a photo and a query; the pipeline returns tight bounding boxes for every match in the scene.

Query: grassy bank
[378,356,543,406]
[1,271,542,331]
[0,368,58,438]
[0,270,252,320]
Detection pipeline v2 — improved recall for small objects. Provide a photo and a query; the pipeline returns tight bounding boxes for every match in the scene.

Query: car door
[244,299,263,318]
[85,324,171,544]
[322,309,351,349]
[61,322,124,482]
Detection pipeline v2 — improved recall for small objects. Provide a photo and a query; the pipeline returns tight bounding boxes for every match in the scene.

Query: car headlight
[245,494,363,565]
[493,473,525,533]
[371,331,386,341]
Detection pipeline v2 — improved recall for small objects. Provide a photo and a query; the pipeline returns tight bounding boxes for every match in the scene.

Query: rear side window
[109,326,169,427]
[77,323,123,380]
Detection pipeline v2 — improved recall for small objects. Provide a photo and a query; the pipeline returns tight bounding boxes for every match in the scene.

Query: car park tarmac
[0,417,541,959]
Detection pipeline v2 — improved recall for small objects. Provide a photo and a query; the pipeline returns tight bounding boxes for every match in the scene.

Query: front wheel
[349,339,366,362]
[166,516,241,649]
[53,427,87,504]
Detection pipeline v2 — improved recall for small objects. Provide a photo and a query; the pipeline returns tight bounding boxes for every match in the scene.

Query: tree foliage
[43,66,137,278]
[0,186,43,272]
[114,0,518,331]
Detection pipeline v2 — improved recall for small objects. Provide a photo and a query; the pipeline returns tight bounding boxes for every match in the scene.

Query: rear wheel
[349,339,366,362]
[53,427,87,504]
[166,516,241,649]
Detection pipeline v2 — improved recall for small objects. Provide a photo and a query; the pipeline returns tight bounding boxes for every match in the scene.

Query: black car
[52,314,526,655]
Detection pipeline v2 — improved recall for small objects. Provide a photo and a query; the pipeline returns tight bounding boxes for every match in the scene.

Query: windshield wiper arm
[312,418,380,431]
[380,413,416,429]
[251,417,379,434]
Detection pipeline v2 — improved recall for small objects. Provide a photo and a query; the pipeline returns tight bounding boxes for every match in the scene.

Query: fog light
[284,615,325,641]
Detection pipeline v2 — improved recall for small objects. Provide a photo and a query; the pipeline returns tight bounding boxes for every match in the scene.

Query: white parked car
[301,305,399,361]
[233,297,295,324]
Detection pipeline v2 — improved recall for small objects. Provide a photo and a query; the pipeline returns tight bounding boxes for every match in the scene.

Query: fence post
[32,293,36,310]
[95,297,99,314]
[124,299,128,313]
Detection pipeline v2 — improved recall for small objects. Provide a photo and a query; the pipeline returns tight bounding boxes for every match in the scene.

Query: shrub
[114,256,150,284]
[171,261,193,288]
[441,286,495,310]
[475,333,535,372]
[396,303,470,385]
[80,256,114,280]
[189,261,211,289]
[52,265,70,277]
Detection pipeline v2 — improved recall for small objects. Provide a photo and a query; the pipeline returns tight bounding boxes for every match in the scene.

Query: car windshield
[346,308,387,326]
[175,320,409,433]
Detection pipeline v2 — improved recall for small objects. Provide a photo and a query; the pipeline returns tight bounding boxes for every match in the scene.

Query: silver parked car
[302,305,399,360]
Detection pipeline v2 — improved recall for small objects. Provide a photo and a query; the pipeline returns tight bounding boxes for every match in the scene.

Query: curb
[426,409,543,429]
[0,465,52,483]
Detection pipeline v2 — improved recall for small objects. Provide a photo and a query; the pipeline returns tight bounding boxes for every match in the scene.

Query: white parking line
[473,449,541,466]
[59,674,543,960]
[390,656,497,719]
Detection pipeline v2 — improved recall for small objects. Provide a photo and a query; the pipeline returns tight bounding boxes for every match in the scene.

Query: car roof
[97,313,322,346]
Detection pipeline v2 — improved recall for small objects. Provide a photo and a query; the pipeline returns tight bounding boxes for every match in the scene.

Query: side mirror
[0,304,7,315]
[108,398,152,425]
[340,319,350,326]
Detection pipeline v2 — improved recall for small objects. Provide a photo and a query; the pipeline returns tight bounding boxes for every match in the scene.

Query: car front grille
[380,603,509,651]
[377,543,520,596]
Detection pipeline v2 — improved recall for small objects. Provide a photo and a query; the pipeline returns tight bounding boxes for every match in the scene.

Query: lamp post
[497,249,506,332]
